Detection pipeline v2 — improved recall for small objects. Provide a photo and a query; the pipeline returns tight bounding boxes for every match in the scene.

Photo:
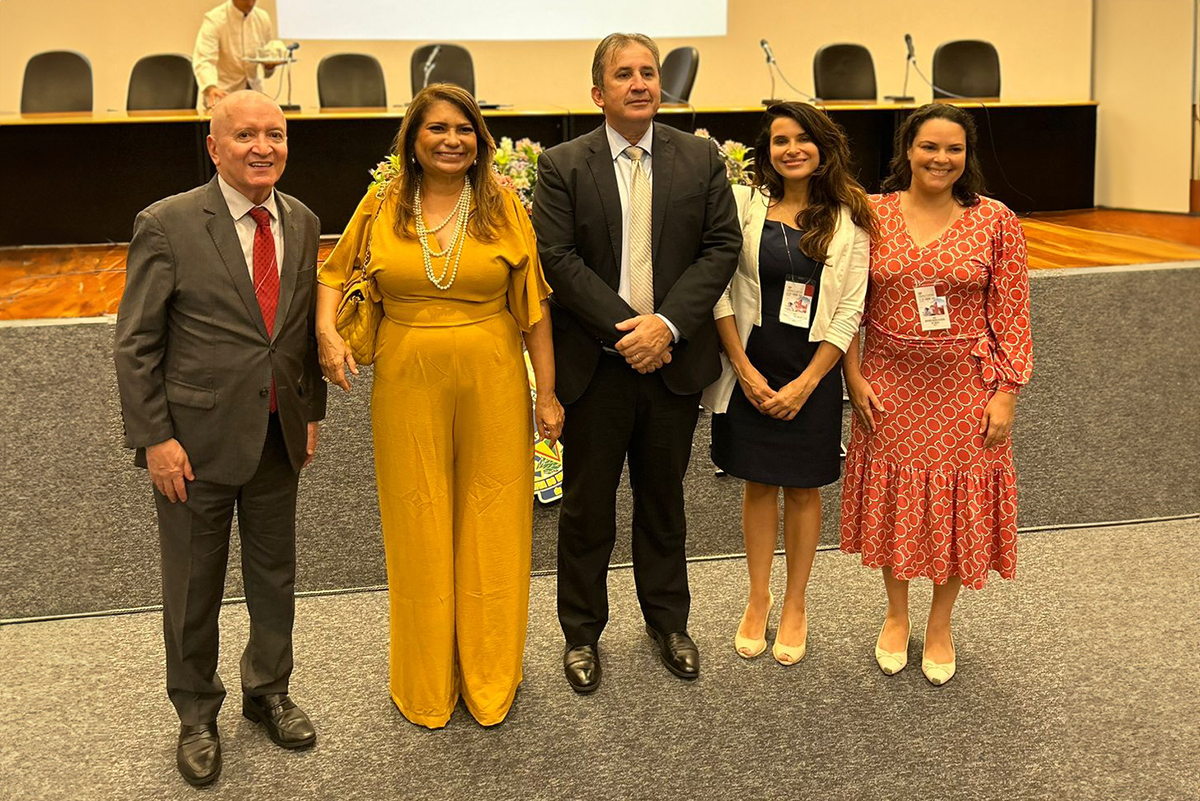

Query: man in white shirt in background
[193,0,279,109]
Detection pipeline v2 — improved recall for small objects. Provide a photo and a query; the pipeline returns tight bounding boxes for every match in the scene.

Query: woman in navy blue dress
[703,103,875,664]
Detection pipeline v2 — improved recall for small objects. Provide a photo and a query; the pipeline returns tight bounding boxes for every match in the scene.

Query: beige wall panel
[1093,0,1195,212]
[2,0,1092,113]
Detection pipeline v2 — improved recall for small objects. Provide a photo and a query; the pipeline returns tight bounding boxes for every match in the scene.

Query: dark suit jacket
[114,177,327,486]
[532,123,741,405]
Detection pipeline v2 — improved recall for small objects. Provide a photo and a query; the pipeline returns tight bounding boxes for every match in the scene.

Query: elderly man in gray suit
[114,91,325,787]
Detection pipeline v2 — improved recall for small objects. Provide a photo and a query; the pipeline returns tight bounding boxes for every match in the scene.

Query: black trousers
[557,354,702,646]
[154,414,300,725]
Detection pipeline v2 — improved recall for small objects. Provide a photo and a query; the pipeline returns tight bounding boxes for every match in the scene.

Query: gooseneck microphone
[758,38,818,106]
[884,33,917,102]
[760,39,777,65]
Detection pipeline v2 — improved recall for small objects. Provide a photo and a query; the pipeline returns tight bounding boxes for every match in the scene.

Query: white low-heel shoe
[874,616,911,675]
[922,632,957,686]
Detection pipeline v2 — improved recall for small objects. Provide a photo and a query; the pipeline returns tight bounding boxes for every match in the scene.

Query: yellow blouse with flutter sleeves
[318,186,551,332]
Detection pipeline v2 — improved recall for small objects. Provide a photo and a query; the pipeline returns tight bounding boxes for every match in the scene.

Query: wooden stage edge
[1,208,1198,322]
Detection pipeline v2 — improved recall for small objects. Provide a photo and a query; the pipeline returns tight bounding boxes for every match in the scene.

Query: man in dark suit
[532,33,740,693]
[114,91,326,786]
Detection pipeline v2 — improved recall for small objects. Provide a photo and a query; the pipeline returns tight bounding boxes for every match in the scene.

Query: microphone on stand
[760,39,777,65]
[421,44,442,90]
[280,43,300,111]
[760,39,779,105]
[884,33,916,103]
[759,38,818,106]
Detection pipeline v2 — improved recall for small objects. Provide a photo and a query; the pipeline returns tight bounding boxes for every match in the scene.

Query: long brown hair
[752,102,876,261]
[881,103,985,207]
[387,83,507,241]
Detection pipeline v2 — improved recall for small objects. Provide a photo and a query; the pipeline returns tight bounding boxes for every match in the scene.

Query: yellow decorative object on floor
[319,186,551,729]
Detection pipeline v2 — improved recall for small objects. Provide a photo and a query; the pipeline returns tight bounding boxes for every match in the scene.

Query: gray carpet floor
[2,518,1197,801]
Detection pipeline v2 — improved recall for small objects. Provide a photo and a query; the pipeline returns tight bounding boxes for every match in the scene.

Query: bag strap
[353,194,387,279]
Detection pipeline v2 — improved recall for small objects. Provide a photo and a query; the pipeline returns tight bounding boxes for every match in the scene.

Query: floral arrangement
[492,136,543,214]
[367,129,751,211]
[366,137,543,214]
[368,153,401,198]
[695,128,755,186]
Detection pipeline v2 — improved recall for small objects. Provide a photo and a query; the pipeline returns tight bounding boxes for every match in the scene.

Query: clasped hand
[761,378,814,421]
[614,315,673,374]
[737,362,814,421]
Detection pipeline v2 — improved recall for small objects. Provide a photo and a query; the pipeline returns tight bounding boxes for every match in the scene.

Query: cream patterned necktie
[625,146,654,315]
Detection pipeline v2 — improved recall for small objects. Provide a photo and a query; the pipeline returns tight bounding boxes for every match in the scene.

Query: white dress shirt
[604,123,679,341]
[192,1,274,96]
[218,175,284,279]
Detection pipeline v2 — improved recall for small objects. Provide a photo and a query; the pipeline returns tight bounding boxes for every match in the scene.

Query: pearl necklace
[414,177,472,290]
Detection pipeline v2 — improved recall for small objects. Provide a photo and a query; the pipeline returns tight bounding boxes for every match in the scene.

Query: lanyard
[778,222,821,285]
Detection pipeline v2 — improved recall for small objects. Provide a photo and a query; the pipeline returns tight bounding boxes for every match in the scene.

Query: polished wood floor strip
[2,212,1197,321]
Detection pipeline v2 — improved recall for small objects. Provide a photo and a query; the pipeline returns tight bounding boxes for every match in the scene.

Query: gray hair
[591,33,660,88]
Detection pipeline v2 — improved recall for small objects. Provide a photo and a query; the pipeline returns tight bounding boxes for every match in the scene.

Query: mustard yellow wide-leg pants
[371,306,533,729]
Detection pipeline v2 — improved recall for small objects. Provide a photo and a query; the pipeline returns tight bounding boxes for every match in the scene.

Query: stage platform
[2,209,1198,321]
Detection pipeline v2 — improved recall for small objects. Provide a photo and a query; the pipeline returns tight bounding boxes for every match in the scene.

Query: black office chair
[813,44,876,101]
[410,44,475,97]
[932,40,1001,99]
[660,46,699,103]
[21,50,93,113]
[317,53,387,108]
[126,54,197,111]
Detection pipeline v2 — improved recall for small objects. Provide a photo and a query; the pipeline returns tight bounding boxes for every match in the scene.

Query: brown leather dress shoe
[647,626,700,679]
[177,722,221,786]
[242,693,316,748]
[563,643,602,694]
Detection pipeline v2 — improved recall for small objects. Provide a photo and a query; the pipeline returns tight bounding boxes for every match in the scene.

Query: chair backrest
[812,44,876,101]
[410,44,475,97]
[660,46,700,103]
[317,53,387,108]
[932,40,1000,99]
[127,54,197,111]
[21,50,93,113]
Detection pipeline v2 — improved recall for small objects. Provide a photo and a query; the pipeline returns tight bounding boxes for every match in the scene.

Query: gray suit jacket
[532,123,741,404]
[115,177,327,485]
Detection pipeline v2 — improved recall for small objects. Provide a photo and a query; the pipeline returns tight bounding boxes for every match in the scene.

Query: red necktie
[248,206,279,412]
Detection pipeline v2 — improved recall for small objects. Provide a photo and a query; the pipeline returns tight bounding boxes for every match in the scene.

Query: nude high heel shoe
[922,630,957,686]
[771,607,807,666]
[874,616,911,675]
[734,591,774,658]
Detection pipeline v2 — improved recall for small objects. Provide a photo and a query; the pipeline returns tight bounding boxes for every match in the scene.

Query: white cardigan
[701,184,870,414]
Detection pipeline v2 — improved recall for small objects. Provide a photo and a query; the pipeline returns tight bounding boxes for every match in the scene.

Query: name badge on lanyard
[914,284,951,331]
[780,279,815,328]
[776,221,819,329]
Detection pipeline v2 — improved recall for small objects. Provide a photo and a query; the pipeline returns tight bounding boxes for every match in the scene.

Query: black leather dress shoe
[242,693,317,749]
[646,626,700,679]
[177,722,221,787]
[563,643,602,694]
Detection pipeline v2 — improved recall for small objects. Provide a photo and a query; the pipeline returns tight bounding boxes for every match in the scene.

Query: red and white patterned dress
[840,193,1032,589]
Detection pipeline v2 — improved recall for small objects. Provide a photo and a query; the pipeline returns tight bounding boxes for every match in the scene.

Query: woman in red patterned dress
[840,104,1032,685]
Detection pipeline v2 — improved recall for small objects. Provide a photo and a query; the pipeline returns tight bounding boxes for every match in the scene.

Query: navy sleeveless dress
[710,221,844,488]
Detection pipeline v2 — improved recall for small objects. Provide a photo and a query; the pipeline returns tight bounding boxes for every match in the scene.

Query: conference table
[0,100,1096,247]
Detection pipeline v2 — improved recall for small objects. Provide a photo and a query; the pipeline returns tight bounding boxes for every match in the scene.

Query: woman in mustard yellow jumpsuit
[316,85,561,728]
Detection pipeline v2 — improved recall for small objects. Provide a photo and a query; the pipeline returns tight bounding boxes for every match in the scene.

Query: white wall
[1093,0,1196,211]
